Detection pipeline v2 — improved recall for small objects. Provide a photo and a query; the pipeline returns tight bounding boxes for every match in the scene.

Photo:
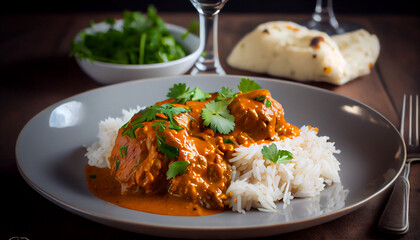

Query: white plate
[16,75,405,239]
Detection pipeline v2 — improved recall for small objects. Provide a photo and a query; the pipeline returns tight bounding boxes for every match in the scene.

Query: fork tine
[400,94,406,138]
[415,94,419,146]
[409,95,412,146]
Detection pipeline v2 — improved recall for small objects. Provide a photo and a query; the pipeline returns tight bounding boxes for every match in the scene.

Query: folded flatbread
[227,21,380,85]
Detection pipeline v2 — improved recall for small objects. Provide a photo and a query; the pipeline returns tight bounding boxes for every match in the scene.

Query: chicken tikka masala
[86,78,299,216]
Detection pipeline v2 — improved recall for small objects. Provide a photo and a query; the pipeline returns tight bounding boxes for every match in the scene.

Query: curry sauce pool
[85,78,342,215]
[86,166,223,216]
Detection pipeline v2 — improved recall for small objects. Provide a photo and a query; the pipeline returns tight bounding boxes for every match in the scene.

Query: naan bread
[227,21,380,85]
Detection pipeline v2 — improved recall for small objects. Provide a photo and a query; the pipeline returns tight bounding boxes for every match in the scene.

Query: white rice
[85,106,144,168]
[226,126,341,213]
[86,109,342,214]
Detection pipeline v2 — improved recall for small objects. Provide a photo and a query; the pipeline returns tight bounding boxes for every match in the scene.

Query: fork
[378,94,420,234]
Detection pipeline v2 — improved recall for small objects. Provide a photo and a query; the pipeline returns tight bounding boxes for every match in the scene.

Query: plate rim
[15,74,407,236]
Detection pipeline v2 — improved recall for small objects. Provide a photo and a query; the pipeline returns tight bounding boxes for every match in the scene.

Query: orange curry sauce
[86,88,299,216]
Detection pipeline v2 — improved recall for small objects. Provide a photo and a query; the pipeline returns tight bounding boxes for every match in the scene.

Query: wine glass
[306,0,362,35]
[189,0,228,75]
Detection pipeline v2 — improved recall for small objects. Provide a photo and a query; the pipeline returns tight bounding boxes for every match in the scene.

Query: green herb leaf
[255,95,265,102]
[167,83,190,102]
[238,78,261,93]
[201,100,235,134]
[265,99,272,107]
[105,18,116,26]
[224,138,234,144]
[218,87,238,101]
[261,144,293,164]
[121,123,144,138]
[167,83,210,104]
[167,161,190,179]
[70,6,188,65]
[190,87,212,102]
[156,132,179,160]
[131,104,188,126]
[119,145,128,158]
[122,103,188,139]
[89,174,97,179]
[116,160,121,170]
[152,121,167,132]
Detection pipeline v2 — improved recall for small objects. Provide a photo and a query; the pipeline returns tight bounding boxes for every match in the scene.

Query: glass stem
[190,12,225,75]
[312,0,339,30]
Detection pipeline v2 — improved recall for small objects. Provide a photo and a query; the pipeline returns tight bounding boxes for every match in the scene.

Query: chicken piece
[163,126,231,209]
[228,89,283,140]
[109,122,168,195]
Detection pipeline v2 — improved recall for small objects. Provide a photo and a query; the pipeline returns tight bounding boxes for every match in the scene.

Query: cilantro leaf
[261,144,293,164]
[167,83,191,102]
[238,78,261,93]
[122,103,188,139]
[167,161,190,179]
[121,123,144,138]
[190,87,211,102]
[70,6,188,65]
[255,95,265,102]
[156,132,179,160]
[152,121,167,132]
[201,100,235,134]
[167,83,210,104]
[119,145,128,158]
[131,104,188,125]
[218,87,238,101]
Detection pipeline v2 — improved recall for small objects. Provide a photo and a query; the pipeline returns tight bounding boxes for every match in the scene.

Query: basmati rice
[226,126,341,213]
[85,106,144,168]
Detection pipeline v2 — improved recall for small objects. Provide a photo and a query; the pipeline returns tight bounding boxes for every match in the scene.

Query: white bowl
[74,20,201,84]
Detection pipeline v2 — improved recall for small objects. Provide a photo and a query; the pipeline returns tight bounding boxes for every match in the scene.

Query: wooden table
[1,12,419,239]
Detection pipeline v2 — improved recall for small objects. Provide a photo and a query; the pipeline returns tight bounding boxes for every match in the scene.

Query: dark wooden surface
[1,12,419,240]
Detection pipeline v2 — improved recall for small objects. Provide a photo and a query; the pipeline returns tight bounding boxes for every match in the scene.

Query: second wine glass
[306,0,361,35]
[189,0,228,75]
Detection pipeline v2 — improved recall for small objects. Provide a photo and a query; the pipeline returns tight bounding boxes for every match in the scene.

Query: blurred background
[2,0,419,14]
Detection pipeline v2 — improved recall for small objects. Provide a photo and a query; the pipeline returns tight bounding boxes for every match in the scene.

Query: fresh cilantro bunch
[70,6,188,64]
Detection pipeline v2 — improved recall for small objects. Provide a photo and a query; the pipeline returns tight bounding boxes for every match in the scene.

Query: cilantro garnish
[255,95,265,102]
[70,6,188,64]
[156,132,179,160]
[238,78,261,93]
[167,83,191,102]
[201,100,235,134]
[152,121,167,132]
[167,83,210,104]
[121,123,144,138]
[261,144,293,164]
[255,95,272,107]
[190,87,211,102]
[128,103,188,131]
[120,103,187,160]
[116,160,121,170]
[218,86,238,102]
[199,78,264,135]
[167,161,190,179]
[119,145,128,158]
